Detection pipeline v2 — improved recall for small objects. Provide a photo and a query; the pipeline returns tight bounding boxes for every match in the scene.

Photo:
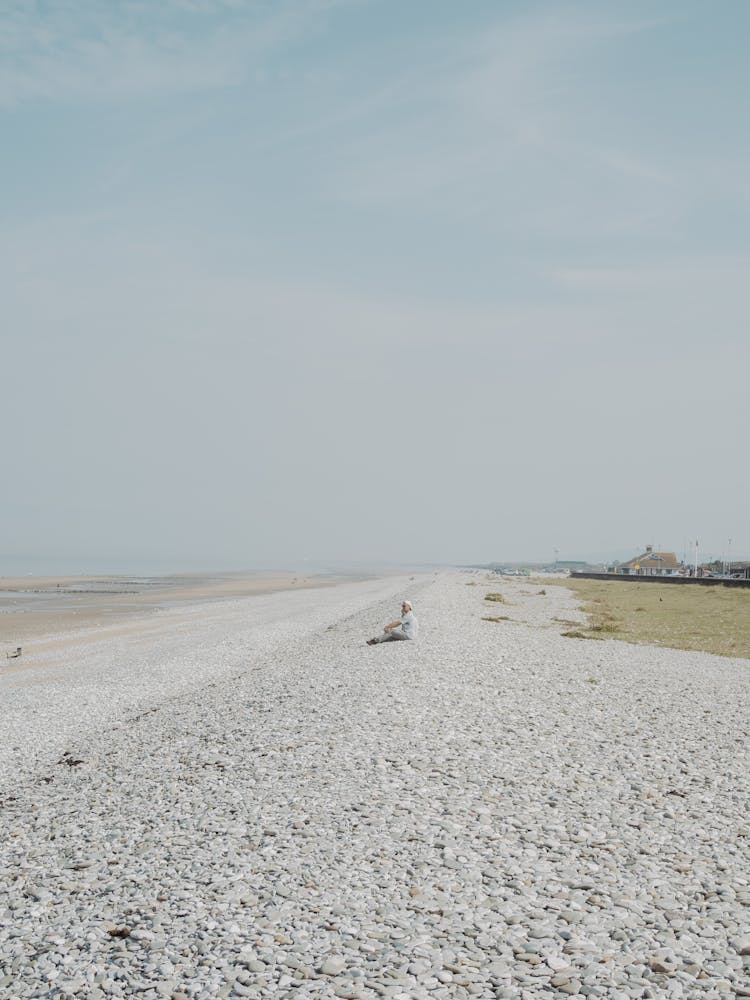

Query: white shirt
[400,610,418,640]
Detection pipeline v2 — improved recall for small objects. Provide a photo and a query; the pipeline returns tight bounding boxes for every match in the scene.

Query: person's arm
[383,619,402,632]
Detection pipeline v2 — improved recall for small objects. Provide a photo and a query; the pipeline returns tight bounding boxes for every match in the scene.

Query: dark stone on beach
[58,752,85,766]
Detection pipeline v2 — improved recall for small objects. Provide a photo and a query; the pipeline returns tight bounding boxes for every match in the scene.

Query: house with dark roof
[619,546,680,576]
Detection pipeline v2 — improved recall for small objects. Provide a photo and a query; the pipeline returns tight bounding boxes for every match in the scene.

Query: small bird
[6,646,22,660]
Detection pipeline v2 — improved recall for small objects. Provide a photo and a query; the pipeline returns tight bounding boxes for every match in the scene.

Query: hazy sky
[3,0,749,573]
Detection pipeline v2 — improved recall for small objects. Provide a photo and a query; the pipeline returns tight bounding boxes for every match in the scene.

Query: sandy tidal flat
[1,573,748,999]
[0,572,334,651]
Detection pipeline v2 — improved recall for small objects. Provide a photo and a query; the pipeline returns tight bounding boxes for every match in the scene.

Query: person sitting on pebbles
[367,600,418,645]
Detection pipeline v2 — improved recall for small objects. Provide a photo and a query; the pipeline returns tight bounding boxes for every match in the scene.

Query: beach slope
[1,573,748,998]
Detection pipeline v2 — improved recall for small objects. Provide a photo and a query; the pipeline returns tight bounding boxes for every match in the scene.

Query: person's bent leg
[371,630,409,643]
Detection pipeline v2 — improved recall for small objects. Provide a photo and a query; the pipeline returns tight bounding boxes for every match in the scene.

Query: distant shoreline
[0,570,359,650]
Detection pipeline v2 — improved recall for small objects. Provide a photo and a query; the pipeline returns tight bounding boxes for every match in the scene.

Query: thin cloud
[0,0,350,107]
[320,4,675,223]
[597,150,672,185]
[554,255,750,293]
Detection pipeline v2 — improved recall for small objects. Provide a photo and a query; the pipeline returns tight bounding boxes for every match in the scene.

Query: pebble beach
[1,572,748,1000]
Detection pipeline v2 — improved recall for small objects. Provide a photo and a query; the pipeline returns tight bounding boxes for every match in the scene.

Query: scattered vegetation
[537,589,546,595]
[547,577,750,659]
[588,621,619,634]
[484,593,508,604]
[482,615,510,623]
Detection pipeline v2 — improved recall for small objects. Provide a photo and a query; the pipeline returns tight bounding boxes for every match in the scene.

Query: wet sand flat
[0,572,336,653]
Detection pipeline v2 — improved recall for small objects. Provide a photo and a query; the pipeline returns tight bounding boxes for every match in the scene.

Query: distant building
[728,562,750,580]
[619,546,680,576]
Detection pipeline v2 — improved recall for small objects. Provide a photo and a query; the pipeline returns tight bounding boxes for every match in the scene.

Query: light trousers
[372,630,410,643]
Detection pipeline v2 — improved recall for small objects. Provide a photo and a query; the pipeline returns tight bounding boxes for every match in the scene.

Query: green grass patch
[484,593,508,604]
[546,577,750,659]
[561,630,603,640]
[588,621,619,633]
